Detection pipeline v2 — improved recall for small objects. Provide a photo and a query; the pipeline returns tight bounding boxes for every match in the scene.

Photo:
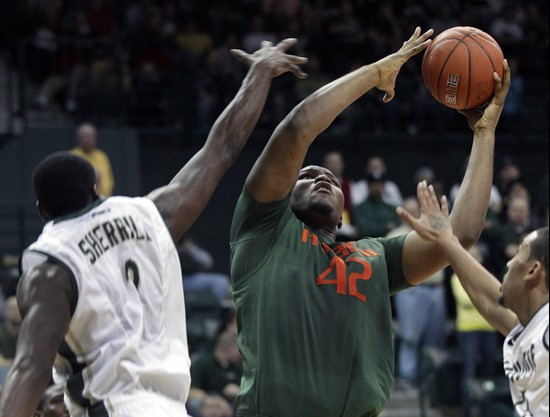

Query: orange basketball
[422,26,504,110]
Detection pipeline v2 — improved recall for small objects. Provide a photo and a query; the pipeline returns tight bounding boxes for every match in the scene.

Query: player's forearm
[201,62,273,167]
[439,234,515,336]
[0,356,51,417]
[449,131,495,247]
[287,64,380,142]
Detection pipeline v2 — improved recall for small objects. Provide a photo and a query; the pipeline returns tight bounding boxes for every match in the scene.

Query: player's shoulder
[108,195,158,212]
[19,254,73,293]
[18,258,77,315]
[357,233,407,250]
[352,237,388,257]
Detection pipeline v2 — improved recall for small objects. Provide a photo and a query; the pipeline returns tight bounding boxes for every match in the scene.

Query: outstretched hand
[230,38,308,79]
[396,181,454,244]
[458,59,511,132]
[374,27,434,102]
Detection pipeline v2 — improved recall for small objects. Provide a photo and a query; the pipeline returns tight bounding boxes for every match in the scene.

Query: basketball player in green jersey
[230,28,511,417]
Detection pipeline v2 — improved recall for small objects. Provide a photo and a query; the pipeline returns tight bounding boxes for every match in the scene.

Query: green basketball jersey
[230,187,410,417]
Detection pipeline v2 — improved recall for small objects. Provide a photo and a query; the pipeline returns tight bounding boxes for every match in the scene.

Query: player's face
[499,231,537,309]
[290,166,344,229]
[42,385,69,417]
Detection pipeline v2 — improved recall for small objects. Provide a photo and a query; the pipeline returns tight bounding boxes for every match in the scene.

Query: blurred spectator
[450,158,503,216]
[33,383,68,417]
[451,245,498,417]
[503,179,531,205]
[490,3,524,53]
[241,14,277,53]
[0,254,19,301]
[351,156,403,207]
[500,197,535,259]
[388,198,446,388]
[0,296,21,360]
[321,151,357,240]
[178,237,232,302]
[497,157,522,198]
[20,0,63,86]
[414,166,446,204]
[198,394,234,417]
[177,21,213,58]
[353,170,401,238]
[485,196,536,277]
[500,179,533,224]
[188,328,242,416]
[295,54,332,100]
[33,28,88,113]
[7,0,546,134]
[70,122,115,196]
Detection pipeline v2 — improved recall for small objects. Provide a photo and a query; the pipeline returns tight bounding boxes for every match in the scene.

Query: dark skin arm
[0,41,308,417]
[246,27,433,203]
[401,60,511,284]
[147,39,308,243]
[0,262,73,417]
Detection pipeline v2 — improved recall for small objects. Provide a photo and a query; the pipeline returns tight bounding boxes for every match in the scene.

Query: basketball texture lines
[422,26,504,110]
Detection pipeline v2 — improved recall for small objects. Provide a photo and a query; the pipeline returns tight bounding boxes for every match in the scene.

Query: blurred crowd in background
[0,0,548,132]
[0,1,548,417]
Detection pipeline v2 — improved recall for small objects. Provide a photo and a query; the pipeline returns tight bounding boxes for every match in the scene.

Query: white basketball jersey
[503,302,549,417]
[20,197,191,416]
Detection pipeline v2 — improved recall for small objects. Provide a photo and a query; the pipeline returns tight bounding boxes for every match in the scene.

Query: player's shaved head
[33,152,98,219]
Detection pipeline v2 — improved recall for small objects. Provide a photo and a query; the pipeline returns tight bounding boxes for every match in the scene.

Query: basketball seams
[423,27,502,109]
[472,31,500,47]
[466,36,499,73]
[435,38,464,103]
[435,32,472,106]
[463,41,472,109]
[423,54,433,95]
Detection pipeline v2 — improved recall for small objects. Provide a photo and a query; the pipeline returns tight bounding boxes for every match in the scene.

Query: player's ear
[36,200,51,222]
[92,184,100,200]
[524,261,542,287]
[338,218,343,229]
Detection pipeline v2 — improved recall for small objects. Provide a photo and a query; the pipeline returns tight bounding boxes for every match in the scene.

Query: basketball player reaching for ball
[229,28,510,417]
[397,187,548,417]
[0,40,307,417]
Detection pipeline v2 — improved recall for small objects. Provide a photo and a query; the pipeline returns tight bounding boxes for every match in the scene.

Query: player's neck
[518,293,549,327]
[309,225,337,243]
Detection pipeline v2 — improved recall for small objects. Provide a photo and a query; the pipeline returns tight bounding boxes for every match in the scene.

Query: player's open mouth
[314,182,332,193]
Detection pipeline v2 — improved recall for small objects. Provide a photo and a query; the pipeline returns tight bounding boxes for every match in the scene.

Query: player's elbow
[280,104,317,142]
[11,353,53,383]
[455,228,481,250]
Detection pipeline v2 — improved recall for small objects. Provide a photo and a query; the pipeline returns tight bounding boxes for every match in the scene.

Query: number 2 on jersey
[316,256,372,301]
[124,259,140,289]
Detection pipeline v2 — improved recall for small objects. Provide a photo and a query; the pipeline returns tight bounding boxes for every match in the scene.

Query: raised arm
[246,27,433,202]
[397,182,518,335]
[0,263,73,417]
[148,39,308,242]
[401,59,511,284]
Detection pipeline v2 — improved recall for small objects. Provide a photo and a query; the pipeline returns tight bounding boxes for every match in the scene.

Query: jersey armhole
[26,249,80,317]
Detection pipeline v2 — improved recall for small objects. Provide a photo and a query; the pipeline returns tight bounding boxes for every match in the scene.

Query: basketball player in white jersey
[0,39,308,417]
[398,183,549,417]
